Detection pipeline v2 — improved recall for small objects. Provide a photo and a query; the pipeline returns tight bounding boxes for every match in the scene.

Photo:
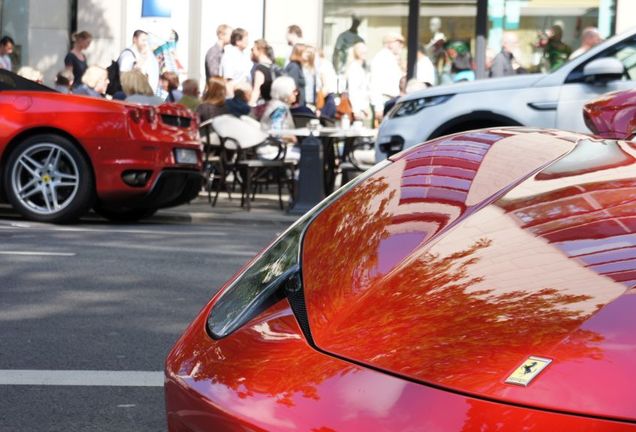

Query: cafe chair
[199,118,233,206]
[340,137,376,184]
[292,112,317,128]
[211,115,294,211]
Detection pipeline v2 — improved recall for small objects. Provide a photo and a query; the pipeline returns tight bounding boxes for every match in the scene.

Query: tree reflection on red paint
[306,230,603,392]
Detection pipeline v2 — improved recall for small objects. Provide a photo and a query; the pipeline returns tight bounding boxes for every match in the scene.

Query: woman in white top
[346,42,371,120]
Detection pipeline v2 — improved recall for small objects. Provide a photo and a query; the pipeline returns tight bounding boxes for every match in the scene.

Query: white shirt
[416,55,436,85]
[0,54,11,71]
[346,61,370,118]
[220,45,253,83]
[370,47,403,111]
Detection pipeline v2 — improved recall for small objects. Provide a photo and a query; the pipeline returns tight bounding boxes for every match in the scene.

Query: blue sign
[142,0,172,18]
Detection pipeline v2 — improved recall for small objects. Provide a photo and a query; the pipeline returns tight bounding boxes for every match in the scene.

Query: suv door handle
[527,101,558,111]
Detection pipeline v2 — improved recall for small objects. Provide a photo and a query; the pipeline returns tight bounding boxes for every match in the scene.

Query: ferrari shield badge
[505,356,552,386]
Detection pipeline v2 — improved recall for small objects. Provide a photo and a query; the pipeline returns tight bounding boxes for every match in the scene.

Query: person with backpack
[118,30,159,94]
[250,39,278,105]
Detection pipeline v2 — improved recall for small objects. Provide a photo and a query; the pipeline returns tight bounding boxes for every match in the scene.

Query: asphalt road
[0,209,290,431]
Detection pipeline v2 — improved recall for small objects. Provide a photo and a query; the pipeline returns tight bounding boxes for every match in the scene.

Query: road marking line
[0,251,76,257]
[0,370,164,387]
[0,224,228,236]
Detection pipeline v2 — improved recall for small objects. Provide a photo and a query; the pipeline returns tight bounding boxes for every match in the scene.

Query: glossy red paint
[583,89,636,139]
[166,128,636,430]
[166,300,636,431]
[0,80,202,221]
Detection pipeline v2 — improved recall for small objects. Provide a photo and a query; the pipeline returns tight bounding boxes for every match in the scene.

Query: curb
[153,207,299,226]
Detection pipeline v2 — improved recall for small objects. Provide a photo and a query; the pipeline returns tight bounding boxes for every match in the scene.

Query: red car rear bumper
[91,137,202,208]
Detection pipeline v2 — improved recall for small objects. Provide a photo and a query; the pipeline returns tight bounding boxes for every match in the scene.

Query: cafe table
[269,125,377,214]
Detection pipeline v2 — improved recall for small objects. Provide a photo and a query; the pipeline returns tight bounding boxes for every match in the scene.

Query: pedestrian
[332,14,364,74]
[0,35,15,71]
[544,24,571,71]
[54,69,74,93]
[302,46,318,108]
[369,33,404,124]
[205,24,232,81]
[159,71,181,102]
[346,42,371,120]
[570,27,602,59]
[118,30,160,94]
[121,69,163,105]
[416,43,436,85]
[177,79,201,111]
[490,32,518,78]
[65,31,92,89]
[154,29,185,75]
[282,25,303,66]
[383,75,407,116]
[447,41,474,82]
[316,50,338,120]
[250,39,276,105]
[286,25,303,48]
[72,65,109,98]
[219,28,252,83]
[196,76,228,123]
[284,43,306,107]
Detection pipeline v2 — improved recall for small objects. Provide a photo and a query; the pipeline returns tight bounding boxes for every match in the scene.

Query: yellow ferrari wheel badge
[42,174,51,184]
[505,356,552,386]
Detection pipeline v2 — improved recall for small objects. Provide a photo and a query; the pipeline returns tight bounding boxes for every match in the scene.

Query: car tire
[93,204,158,223]
[4,134,94,223]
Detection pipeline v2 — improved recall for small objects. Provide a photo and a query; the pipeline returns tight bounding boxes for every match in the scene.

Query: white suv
[376,27,636,160]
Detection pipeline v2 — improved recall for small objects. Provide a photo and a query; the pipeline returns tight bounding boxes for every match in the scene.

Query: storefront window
[488,0,616,73]
[323,1,477,70]
[323,0,617,82]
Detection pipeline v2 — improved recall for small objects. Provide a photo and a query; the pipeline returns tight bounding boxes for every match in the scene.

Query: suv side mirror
[583,58,625,84]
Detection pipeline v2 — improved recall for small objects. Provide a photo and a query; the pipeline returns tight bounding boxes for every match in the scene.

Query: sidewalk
[153,191,300,226]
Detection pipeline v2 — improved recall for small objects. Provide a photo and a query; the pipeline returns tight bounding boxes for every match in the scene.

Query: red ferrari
[166,127,636,430]
[584,88,636,140]
[0,69,202,223]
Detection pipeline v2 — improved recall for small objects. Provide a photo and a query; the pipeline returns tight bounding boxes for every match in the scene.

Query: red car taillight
[146,107,157,124]
[128,107,142,123]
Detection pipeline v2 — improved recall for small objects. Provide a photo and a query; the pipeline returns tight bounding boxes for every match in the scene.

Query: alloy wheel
[10,142,80,215]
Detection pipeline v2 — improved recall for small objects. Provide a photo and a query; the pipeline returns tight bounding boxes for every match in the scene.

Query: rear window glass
[0,69,54,92]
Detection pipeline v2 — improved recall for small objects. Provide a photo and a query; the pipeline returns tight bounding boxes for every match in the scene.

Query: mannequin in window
[332,14,364,74]
[425,17,447,82]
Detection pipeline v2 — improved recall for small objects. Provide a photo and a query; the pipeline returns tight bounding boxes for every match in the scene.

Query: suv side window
[565,36,636,83]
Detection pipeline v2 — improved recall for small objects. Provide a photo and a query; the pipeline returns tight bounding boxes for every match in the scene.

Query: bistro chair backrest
[292,112,317,128]
[199,119,220,147]
[212,114,268,150]
[240,115,262,130]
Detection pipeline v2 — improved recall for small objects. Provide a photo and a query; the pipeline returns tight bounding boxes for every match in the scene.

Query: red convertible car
[0,70,202,223]
[584,88,636,140]
[166,127,636,430]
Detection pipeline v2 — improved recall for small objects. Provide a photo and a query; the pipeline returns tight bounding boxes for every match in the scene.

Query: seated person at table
[196,76,228,122]
[226,81,252,117]
[121,70,164,105]
[260,76,300,160]
[177,79,201,111]
[260,76,297,142]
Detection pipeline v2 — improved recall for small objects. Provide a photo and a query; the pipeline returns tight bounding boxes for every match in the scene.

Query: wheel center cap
[42,174,51,184]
